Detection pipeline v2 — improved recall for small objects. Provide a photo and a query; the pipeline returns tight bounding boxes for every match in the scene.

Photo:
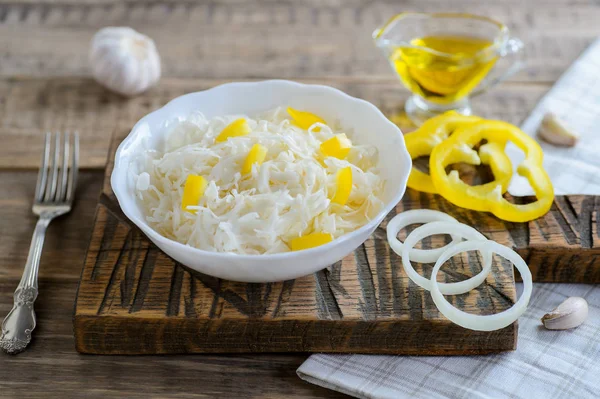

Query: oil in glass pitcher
[374,13,524,126]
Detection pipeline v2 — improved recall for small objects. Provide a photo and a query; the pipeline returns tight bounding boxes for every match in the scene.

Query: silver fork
[0,132,79,354]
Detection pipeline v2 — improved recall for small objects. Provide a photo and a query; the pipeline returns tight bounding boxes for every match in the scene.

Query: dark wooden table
[1,0,599,397]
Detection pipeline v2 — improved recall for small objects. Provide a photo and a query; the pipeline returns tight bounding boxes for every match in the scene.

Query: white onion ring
[387,209,462,263]
[402,221,492,295]
[430,240,533,331]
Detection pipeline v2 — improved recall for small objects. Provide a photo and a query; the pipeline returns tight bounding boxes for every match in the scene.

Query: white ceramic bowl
[111,80,411,282]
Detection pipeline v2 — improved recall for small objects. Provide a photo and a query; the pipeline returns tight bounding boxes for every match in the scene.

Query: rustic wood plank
[0,288,344,399]
[0,170,346,399]
[77,103,600,355]
[74,125,520,355]
[0,76,548,170]
[75,199,517,355]
[0,170,103,280]
[1,0,597,396]
[76,191,600,356]
[0,1,597,83]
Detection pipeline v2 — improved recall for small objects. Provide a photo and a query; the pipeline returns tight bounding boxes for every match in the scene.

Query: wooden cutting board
[73,130,600,355]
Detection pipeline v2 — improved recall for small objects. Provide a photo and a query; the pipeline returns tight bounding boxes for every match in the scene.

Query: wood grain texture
[0,171,347,398]
[0,0,598,396]
[0,0,597,83]
[0,76,547,169]
[75,196,517,355]
[1,0,598,170]
[0,171,103,280]
[74,128,518,355]
[76,122,600,355]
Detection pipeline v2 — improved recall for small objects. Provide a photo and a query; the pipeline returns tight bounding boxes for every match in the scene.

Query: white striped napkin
[508,38,600,196]
[298,284,600,399]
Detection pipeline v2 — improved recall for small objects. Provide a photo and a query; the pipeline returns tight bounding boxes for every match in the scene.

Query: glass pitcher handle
[470,37,525,98]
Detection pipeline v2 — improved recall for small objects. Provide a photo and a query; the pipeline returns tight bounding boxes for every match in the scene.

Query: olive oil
[390,35,497,104]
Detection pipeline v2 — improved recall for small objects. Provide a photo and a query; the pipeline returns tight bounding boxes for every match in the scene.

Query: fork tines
[34,132,79,205]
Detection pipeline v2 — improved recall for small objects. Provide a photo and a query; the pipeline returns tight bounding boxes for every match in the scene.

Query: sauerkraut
[134,107,384,254]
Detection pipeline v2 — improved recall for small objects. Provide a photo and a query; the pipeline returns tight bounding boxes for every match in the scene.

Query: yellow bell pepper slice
[430,120,554,222]
[290,233,333,251]
[181,175,208,212]
[320,134,352,159]
[215,118,251,143]
[287,107,326,131]
[242,143,268,175]
[331,166,352,205]
[405,111,482,193]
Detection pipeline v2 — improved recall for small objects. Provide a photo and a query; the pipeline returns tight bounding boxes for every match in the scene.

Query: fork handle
[1,216,50,354]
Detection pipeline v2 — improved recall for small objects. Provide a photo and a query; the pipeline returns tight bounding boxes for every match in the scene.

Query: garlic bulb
[90,27,161,96]
[541,297,588,330]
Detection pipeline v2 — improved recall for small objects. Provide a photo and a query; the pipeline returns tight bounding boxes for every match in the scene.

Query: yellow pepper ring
[405,111,512,195]
[430,120,554,222]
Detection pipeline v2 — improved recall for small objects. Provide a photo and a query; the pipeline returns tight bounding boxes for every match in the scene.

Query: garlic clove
[89,27,161,97]
[537,112,579,147]
[541,296,588,330]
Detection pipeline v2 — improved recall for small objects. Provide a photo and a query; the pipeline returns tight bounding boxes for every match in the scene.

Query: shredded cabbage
[133,107,385,254]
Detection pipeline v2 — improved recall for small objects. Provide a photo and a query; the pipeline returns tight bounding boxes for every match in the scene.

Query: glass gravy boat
[373,13,524,125]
